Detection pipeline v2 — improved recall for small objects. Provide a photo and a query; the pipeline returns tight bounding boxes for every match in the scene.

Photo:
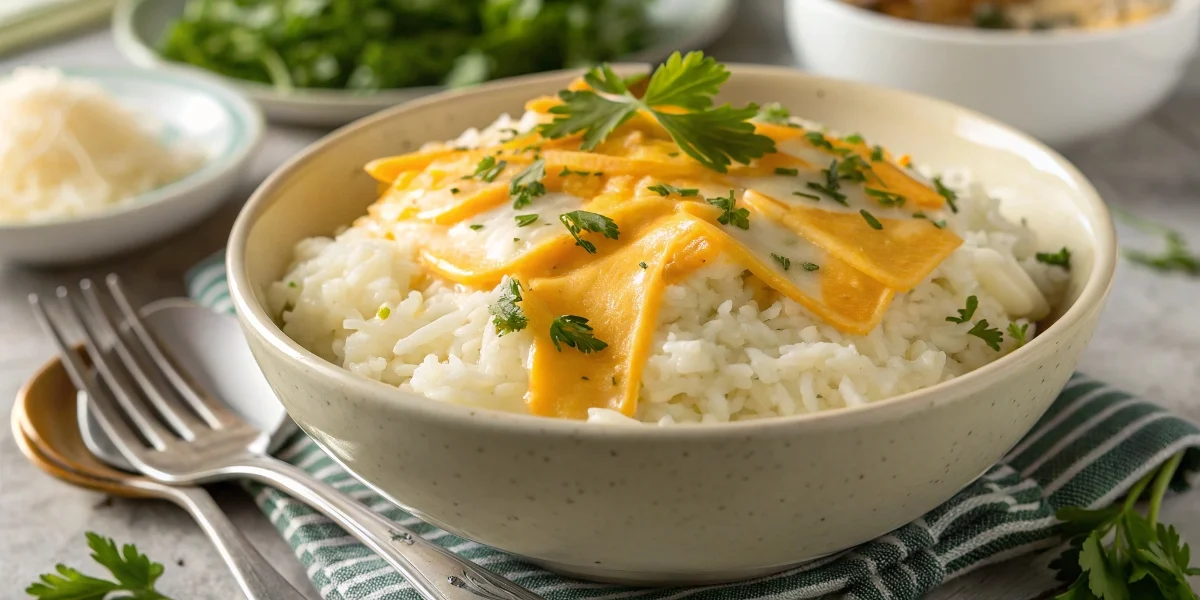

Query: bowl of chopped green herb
[112,0,735,126]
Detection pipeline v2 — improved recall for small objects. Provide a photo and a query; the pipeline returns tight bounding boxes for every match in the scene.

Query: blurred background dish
[843,0,1170,30]
[0,66,262,264]
[785,0,1200,146]
[113,0,736,126]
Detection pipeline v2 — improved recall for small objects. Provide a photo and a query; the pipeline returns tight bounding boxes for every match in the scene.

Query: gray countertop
[2,2,1199,599]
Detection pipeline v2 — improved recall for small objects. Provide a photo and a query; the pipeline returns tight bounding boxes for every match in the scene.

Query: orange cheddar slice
[542,150,710,179]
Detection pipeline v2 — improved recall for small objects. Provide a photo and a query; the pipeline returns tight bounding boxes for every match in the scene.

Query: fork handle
[172,485,314,600]
[231,454,542,600]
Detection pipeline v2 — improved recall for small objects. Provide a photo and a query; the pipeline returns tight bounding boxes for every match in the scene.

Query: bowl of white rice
[227,61,1115,584]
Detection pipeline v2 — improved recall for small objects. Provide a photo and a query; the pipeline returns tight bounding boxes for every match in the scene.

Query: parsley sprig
[1115,208,1200,277]
[967,320,1003,351]
[538,52,776,173]
[27,532,173,600]
[707,189,750,230]
[1008,322,1029,347]
[509,158,546,209]
[467,155,507,182]
[946,295,979,324]
[560,210,619,254]
[549,315,608,353]
[490,278,527,336]
[1051,451,1200,600]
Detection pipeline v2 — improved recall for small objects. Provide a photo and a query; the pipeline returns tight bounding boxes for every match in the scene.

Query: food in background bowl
[845,0,1168,30]
[268,52,1070,424]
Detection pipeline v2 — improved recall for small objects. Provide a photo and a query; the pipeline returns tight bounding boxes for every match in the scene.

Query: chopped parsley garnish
[860,209,883,230]
[647,183,700,197]
[806,159,848,205]
[560,210,619,254]
[754,102,793,126]
[514,214,539,227]
[489,278,527,336]
[468,155,507,182]
[913,211,948,229]
[802,262,820,272]
[870,145,884,162]
[498,127,520,141]
[450,187,461,194]
[559,167,592,177]
[287,281,296,288]
[836,155,873,183]
[771,253,791,271]
[509,158,546,209]
[865,188,906,207]
[376,305,390,320]
[1115,208,1200,276]
[639,261,648,269]
[667,152,680,157]
[932,176,959,213]
[793,191,821,201]
[26,533,172,600]
[538,52,776,173]
[469,224,484,231]
[968,319,1003,351]
[774,167,799,176]
[844,133,864,144]
[1008,322,1028,347]
[549,315,608,353]
[946,295,979,324]
[805,131,834,151]
[1035,247,1072,270]
[707,189,749,230]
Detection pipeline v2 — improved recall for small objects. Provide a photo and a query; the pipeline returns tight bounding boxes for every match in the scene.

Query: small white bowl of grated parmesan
[0,66,262,265]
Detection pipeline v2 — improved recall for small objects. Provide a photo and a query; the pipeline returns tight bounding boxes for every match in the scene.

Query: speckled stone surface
[2,3,1199,599]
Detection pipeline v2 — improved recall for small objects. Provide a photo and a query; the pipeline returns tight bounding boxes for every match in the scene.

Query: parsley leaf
[27,533,172,600]
[549,315,608,353]
[865,188,906,207]
[967,319,1003,351]
[560,210,619,254]
[774,167,800,176]
[539,51,775,173]
[946,295,979,323]
[639,261,648,269]
[932,176,959,213]
[509,158,546,209]
[860,209,883,230]
[489,278,527,336]
[836,155,873,183]
[1008,322,1029,347]
[707,189,750,230]
[468,155,507,182]
[806,159,848,205]
[1036,247,1072,270]
[646,183,699,197]
[870,145,884,162]
[514,214,539,227]
[771,253,791,271]
[805,131,834,151]
[913,211,947,229]
[803,262,820,271]
[469,224,484,231]
[754,102,793,126]
[844,133,864,144]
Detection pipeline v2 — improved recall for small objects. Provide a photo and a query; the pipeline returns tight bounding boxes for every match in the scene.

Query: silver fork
[31,275,542,600]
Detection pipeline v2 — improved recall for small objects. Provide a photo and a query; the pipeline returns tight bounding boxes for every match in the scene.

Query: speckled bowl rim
[798,0,1200,46]
[227,63,1118,438]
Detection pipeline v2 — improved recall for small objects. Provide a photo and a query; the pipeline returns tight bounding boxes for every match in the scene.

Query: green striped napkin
[187,252,1200,600]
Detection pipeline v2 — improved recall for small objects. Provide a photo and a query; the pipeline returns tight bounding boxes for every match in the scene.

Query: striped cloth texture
[187,252,1200,600]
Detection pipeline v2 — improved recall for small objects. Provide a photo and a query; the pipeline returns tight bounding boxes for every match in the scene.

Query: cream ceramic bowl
[785,0,1200,147]
[227,65,1116,585]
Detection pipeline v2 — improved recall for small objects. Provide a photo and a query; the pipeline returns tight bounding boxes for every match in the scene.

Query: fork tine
[105,274,236,429]
[55,286,174,450]
[29,293,160,462]
[79,279,200,441]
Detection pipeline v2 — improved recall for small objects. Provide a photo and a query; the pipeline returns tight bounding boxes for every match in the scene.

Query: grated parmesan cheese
[0,67,204,224]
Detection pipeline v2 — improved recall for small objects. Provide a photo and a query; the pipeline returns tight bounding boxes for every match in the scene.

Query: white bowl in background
[0,66,263,265]
[784,0,1200,146]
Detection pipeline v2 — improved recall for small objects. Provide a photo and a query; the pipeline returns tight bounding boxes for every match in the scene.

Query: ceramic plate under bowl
[112,0,736,127]
[0,66,263,265]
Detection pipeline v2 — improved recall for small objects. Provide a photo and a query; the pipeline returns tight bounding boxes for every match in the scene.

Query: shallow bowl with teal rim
[112,0,737,127]
[0,66,263,265]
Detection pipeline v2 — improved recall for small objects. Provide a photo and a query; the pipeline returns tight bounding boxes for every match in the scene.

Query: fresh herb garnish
[1051,452,1200,600]
[450,187,461,194]
[514,214,539,227]
[538,52,776,173]
[559,167,592,177]
[932,176,959,213]
[755,102,793,126]
[844,133,864,144]
[639,261,648,269]
[287,281,296,288]
[509,158,546,209]
[26,532,173,600]
[870,145,884,162]
[967,320,1003,351]
[774,167,800,176]
[802,262,820,272]
[860,209,883,230]
[490,278,527,336]
[1036,247,1072,270]
[973,3,1013,28]
[707,189,750,230]
[560,210,619,254]
[1008,322,1028,347]
[1115,209,1200,276]
[469,224,484,231]
[806,159,848,205]
[377,305,391,320]
[647,183,700,197]
[468,155,507,182]
[771,253,791,271]
[793,191,821,201]
[912,211,948,229]
[947,295,979,324]
[865,188,906,207]
[549,315,608,353]
[805,131,834,151]
[837,155,873,183]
